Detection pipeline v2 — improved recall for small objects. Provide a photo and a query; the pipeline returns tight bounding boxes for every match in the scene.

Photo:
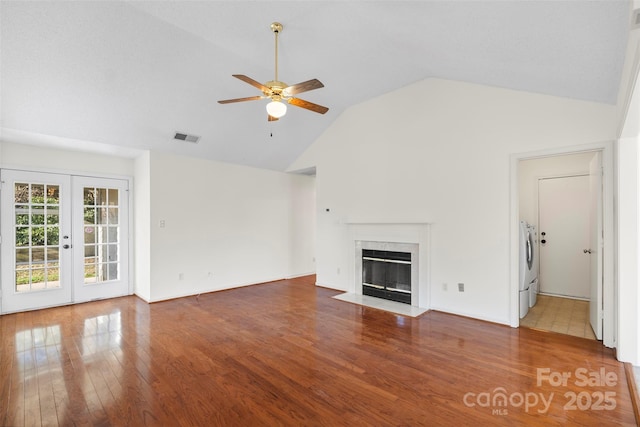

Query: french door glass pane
[83,186,120,285]
[13,182,61,292]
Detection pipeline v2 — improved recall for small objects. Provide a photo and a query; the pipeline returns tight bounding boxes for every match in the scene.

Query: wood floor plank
[0,276,636,426]
[6,313,27,427]
[36,344,58,427]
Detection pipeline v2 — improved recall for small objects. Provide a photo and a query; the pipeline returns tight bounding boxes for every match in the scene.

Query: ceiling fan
[218,22,329,121]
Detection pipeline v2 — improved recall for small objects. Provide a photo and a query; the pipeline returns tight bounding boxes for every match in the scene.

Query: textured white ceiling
[0,1,631,171]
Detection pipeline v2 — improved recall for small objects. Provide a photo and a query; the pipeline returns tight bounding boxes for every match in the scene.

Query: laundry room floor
[520,294,596,340]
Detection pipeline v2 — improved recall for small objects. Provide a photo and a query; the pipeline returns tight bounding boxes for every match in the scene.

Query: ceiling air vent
[174,132,200,143]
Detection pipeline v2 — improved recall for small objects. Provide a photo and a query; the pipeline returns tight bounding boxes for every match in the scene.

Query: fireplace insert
[362,249,411,304]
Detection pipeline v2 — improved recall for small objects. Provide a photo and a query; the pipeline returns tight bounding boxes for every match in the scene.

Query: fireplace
[334,231,427,315]
[362,249,412,304]
[333,231,427,316]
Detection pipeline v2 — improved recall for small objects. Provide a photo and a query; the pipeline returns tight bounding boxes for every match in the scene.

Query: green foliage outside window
[14,186,104,286]
[15,194,60,247]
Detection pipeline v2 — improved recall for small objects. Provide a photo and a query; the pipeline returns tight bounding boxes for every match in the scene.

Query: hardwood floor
[0,276,636,426]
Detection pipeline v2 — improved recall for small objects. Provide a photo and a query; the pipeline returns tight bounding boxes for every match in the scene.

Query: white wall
[290,78,617,325]
[289,176,316,275]
[614,2,640,365]
[616,138,639,365]
[518,153,596,225]
[133,151,151,301]
[0,141,134,176]
[141,151,315,302]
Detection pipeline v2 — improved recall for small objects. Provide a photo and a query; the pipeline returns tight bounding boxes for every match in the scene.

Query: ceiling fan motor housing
[265,80,288,97]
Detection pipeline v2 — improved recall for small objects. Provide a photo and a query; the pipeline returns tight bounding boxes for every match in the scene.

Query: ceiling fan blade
[233,74,271,93]
[268,115,279,122]
[288,97,329,114]
[218,96,263,104]
[283,79,324,96]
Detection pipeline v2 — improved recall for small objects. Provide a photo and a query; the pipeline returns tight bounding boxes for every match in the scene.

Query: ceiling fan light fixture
[266,100,287,118]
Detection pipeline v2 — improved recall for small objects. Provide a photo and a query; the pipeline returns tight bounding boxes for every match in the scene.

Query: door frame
[0,166,134,314]
[509,141,615,348]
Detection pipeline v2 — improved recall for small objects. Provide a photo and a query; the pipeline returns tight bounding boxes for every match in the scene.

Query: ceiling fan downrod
[271,22,283,84]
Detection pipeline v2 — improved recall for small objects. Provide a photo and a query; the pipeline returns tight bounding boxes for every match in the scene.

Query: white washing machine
[528,225,539,308]
[519,221,534,318]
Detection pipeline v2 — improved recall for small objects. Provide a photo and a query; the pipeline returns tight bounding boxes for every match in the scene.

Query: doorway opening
[512,144,614,347]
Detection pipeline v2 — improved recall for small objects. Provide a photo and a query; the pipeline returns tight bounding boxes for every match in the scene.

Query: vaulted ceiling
[0,1,631,171]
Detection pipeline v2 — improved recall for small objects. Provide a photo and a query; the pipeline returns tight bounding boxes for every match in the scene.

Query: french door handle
[63,244,71,249]
[583,249,592,254]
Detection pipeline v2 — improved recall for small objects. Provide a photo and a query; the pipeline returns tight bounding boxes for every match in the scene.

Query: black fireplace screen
[362,249,411,304]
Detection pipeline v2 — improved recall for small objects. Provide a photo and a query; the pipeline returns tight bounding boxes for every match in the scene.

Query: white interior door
[1,170,73,313]
[538,175,591,298]
[589,153,603,339]
[72,176,129,303]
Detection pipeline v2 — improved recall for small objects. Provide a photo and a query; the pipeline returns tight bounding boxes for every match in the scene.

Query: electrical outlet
[337,267,341,275]
[179,273,184,280]
[443,283,448,291]
[458,283,465,292]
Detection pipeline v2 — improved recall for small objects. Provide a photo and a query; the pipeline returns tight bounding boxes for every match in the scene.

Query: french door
[72,176,129,303]
[1,170,129,313]
[1,171,72,312]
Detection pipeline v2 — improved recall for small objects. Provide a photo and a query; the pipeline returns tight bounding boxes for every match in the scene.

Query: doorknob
[63,244,71,249]
[583,249,592,254]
